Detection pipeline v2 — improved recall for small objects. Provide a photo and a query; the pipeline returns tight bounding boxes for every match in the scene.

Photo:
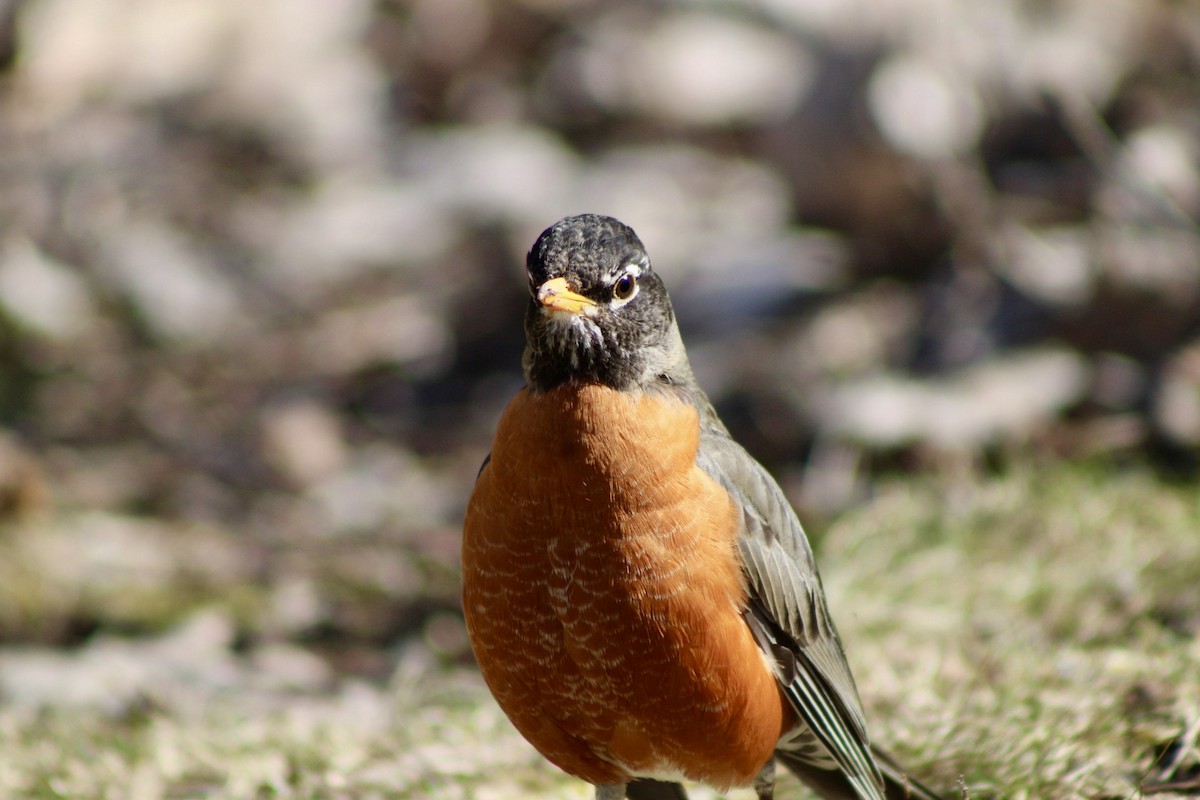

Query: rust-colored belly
[462,384,787,789]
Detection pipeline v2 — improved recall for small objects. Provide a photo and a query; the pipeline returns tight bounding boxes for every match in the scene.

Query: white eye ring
[610,268,640,307]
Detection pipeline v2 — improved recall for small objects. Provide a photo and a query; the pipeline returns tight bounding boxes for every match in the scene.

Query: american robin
[462,214,942,800]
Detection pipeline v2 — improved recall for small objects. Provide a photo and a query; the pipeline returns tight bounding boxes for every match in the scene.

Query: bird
[462,214,942,800]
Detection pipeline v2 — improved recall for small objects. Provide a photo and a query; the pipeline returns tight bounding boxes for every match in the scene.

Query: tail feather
[777,745,946,800]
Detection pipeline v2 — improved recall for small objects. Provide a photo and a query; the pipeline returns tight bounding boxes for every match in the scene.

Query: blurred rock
[0,511,256,640]
[794,282,919,377]
[264,576,327,638]
[1097,224,1200,300]
[570,9,812,125]
[1007,1,1143,103]
[868,54,983,159]
[17,0,384,168]
[578,144,793,275]
[35,513,179,593]
[407,124,580,226]
[199,0,386,170]
[1154,339,1200,447]
[405,0,492,69]
[999,225,1093,307]
[0,609,239,713]
[301,294,453,377]
[0,608,342,717]
[260,400,347,488]
[0,238,95,339]
[1118,124,1200,217]
[15,0,230,117]
[248,641,334,692]
[97,222,243,344]
[817,348,1090,449]
[262,179,458,293]
[310,444,453,534]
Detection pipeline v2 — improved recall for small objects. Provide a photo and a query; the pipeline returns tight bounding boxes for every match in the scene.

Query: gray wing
[695,424,886,800]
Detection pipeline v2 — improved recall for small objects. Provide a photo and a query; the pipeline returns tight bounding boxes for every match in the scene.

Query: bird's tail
[776,745,946,800]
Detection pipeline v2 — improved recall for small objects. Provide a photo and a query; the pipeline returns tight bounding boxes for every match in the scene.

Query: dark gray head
[522,214,691,393]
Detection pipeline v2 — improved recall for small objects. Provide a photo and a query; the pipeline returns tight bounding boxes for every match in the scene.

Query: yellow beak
[537,277,597,316]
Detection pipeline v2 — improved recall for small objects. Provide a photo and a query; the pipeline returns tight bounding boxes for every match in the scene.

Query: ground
[2,463,1197,799]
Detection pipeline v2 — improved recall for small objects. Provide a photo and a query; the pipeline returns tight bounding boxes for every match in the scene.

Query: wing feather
[695,424,885,800]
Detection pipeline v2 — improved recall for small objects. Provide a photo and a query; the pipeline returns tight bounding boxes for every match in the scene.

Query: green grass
[1,463,1198,799]
[824,464,1200,799]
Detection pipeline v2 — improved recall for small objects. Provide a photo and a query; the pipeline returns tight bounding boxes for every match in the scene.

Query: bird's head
[522,214,690,393]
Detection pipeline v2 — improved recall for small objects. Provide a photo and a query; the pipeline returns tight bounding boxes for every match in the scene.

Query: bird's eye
[612,273,637,302]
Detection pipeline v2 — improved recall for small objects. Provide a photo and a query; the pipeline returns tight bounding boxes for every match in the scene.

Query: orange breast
[462,384,789,789]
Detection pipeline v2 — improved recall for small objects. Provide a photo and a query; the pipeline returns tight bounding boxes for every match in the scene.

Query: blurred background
[0,0,1199,795]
